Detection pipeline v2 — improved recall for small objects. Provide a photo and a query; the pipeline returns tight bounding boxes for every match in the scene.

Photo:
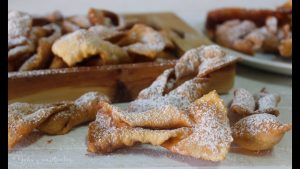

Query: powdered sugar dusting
[171,91,233,161]
[232,113,289,136]
[231,88,255,114]
[175,45,239,79]
[255,92,280,116]
[8,11,32,40]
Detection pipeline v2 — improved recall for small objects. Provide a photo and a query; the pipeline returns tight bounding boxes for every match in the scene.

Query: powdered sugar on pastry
[8,11,32,40]
[174,45,239,79]
[232,113,290,136]
[231,113,291,151]
[255,88,280,116]
[167,90,233,161]
[52,29,131,66]
[118,24,166,58]
[230,88,256,116]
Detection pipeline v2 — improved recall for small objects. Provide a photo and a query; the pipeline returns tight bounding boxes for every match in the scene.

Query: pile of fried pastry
[205,0,292,58]
[8,45,291,162]
[8,8,181,72]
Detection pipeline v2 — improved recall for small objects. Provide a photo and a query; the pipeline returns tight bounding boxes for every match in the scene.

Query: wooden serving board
[8,12,211,104]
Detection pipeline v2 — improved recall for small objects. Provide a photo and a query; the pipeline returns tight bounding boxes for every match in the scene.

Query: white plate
[222,48,292,76]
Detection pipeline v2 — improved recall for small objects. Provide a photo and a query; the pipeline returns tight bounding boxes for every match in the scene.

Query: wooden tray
[8,12,212,104]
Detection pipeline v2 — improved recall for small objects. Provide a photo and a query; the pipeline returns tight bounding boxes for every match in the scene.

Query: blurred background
[8,0,286,31]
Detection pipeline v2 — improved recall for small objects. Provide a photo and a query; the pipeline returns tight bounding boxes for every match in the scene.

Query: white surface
[8,0,292,169]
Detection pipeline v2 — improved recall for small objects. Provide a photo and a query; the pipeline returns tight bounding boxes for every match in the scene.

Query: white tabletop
[8,0,292,168]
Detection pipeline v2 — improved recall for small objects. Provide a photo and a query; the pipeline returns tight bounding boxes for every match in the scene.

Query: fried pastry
[37,92,110,135]
[230,88,280,116]
[174,45,239,79]
[88,25,125,42]
[205,4,292,58]
[8,10,32,47]
[230,88,256,116]
[254,88,280,116]
[129,70,209,113]
[68,15,91,29]
[214,20,257,55]
[49,55,68,69]
[164,90,233,161]
[231,113,291,151]
[205,7,291,34]
[8,92,110,149]
[117,24,166,58]
[19,23,62,71]
[52,29,131,66]
[32,10,63,26]
[114,105,193,129]
[8,40,35,70]
[87,91,233,161]
[87,102,192,153]
[88,8,123,27]
[61,20,80,34]
[8,102,70,150]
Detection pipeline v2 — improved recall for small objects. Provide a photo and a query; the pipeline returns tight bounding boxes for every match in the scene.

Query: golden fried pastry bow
[52,29,131,66]
[174,45,239,79]
[88,91,233,161]
[116,24,166,58]
[230,88,256,116]
[8,92,110,150]
[19,23,62,71]
[87,102,192,153]
[231,113,291,151]
[230,88,280,116]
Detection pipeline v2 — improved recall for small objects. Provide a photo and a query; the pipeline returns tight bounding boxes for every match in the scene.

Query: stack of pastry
[8,8,182,72]
[205,0,292,58]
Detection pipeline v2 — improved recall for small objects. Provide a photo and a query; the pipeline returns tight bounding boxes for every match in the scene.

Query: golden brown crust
[87,91,232,161]
[52,29,131,66]
[231,113,291,151]
[8,92,110,150]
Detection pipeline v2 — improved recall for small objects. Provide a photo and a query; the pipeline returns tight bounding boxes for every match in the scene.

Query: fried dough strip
[8,92,110,149]
[88,8,121,27]
[117,24,166,58]
[19,23,62,71]
[230,88,256,116]
[88,91,233,161]
[254,88,281,116]
[174,45,239,79]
